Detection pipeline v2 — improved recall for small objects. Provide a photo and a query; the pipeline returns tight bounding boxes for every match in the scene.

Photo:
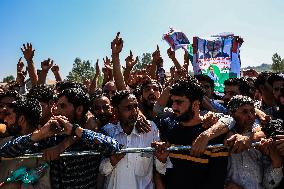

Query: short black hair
[0,90,20,101]
[170,78,204,103]
[58,87,90,116]
[227,95,254,114]
[195,74,214,89]
[55,81,88,94]
[254,71,272,90]
[9,97,42,128]
[27,84,55,103]
[267,73,284,86]
[224,78,250,96]
[111,90,134,108]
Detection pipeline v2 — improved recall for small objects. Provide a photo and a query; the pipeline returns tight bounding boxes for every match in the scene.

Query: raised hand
[125,50,138,71]
[51,64,60,73]
[111,32,123,55]
[16,58,27,85]
[41,58,54,72]
[17,57,24,72]
[21,43,35,62]
[167,47,175,60]
[102,56,112,74]
[95,59,100,77]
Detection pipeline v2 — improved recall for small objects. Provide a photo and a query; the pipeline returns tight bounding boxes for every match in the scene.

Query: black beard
[7,123,22,136]
[142,98,155,109]
[174,105,194,122]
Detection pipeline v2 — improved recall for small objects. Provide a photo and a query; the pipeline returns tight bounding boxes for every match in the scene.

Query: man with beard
[160,79,229,189]
[267,74,284,119]
[0,97,51,189]
[138,79,162,123]
[90,94,116,129]
[225,95,283,189]
[99,90,171,189]
[0,87,121,189]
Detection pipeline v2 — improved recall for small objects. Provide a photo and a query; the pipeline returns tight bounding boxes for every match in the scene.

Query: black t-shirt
[161,116,228,189]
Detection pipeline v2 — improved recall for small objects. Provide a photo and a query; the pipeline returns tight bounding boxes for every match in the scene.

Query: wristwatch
[71,123,80,136]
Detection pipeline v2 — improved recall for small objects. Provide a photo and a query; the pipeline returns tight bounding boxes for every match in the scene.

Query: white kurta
[99,121,171,189]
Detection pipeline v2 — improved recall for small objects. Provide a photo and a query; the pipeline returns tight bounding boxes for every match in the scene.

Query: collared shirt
[227,132,283,189]
[99,121,171,189]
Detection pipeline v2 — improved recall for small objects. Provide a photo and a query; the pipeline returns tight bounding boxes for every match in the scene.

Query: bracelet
[71,124,80,136]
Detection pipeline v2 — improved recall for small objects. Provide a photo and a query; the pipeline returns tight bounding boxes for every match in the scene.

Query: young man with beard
[138,79,162,122]
[160,79,229,189]
[225,95,283,189]
[99,90,171,189]
[0,97,51,189]
[90,94,116,129]
[1,87,121,189]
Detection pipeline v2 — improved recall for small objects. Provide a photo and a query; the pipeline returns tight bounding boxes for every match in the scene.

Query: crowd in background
[0,33,284,189]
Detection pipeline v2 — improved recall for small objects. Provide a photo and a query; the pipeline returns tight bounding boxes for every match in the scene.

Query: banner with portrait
[192,35,242,93]
[163,28,190,50]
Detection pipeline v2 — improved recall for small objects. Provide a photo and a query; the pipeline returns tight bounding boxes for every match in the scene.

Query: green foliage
[271,53,284,73]
[66,58,96,83]
[3,75,15,83]
[133,53,152,71]
[242,64,271,72]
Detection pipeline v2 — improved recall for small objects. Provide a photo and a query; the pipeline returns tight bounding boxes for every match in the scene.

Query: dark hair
[170,78,204,103]
[58,87,90,116]
[195,74,214,89]
[0,90,20,101]
[267,73,284,86]
[254,71,272,90]
[227,95,254,113]
[55,81,88,93]
[224,78,250,96]
[27,84,55,103]
[111,90,133,108]
[134,79,162,99]
[9,97,42,128]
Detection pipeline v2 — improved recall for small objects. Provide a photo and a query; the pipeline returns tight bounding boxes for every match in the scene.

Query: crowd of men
[0,33,284,189]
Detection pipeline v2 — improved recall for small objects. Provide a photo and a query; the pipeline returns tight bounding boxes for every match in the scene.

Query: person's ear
[192,100,200,112]
[75,105,83,117]
[18,115,26,127]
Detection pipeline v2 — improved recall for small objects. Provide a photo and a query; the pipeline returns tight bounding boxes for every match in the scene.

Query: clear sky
[0,0,283,81]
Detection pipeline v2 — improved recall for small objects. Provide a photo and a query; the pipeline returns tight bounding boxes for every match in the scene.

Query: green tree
[271,53,284,73]
[3,75,15,83]
[66,58,96,83]
[133,53,152,71]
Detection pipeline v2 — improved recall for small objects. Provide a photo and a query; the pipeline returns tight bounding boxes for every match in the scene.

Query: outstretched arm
[111,32,127,90]
[21,43,38,86]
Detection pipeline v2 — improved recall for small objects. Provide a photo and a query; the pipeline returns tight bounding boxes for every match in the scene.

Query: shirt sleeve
[0,134,35,158]
[155,157,173,175]
[218,114,236,130]
[263,156,283,189]
[81,129,121,155]
[99,157,114,176]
